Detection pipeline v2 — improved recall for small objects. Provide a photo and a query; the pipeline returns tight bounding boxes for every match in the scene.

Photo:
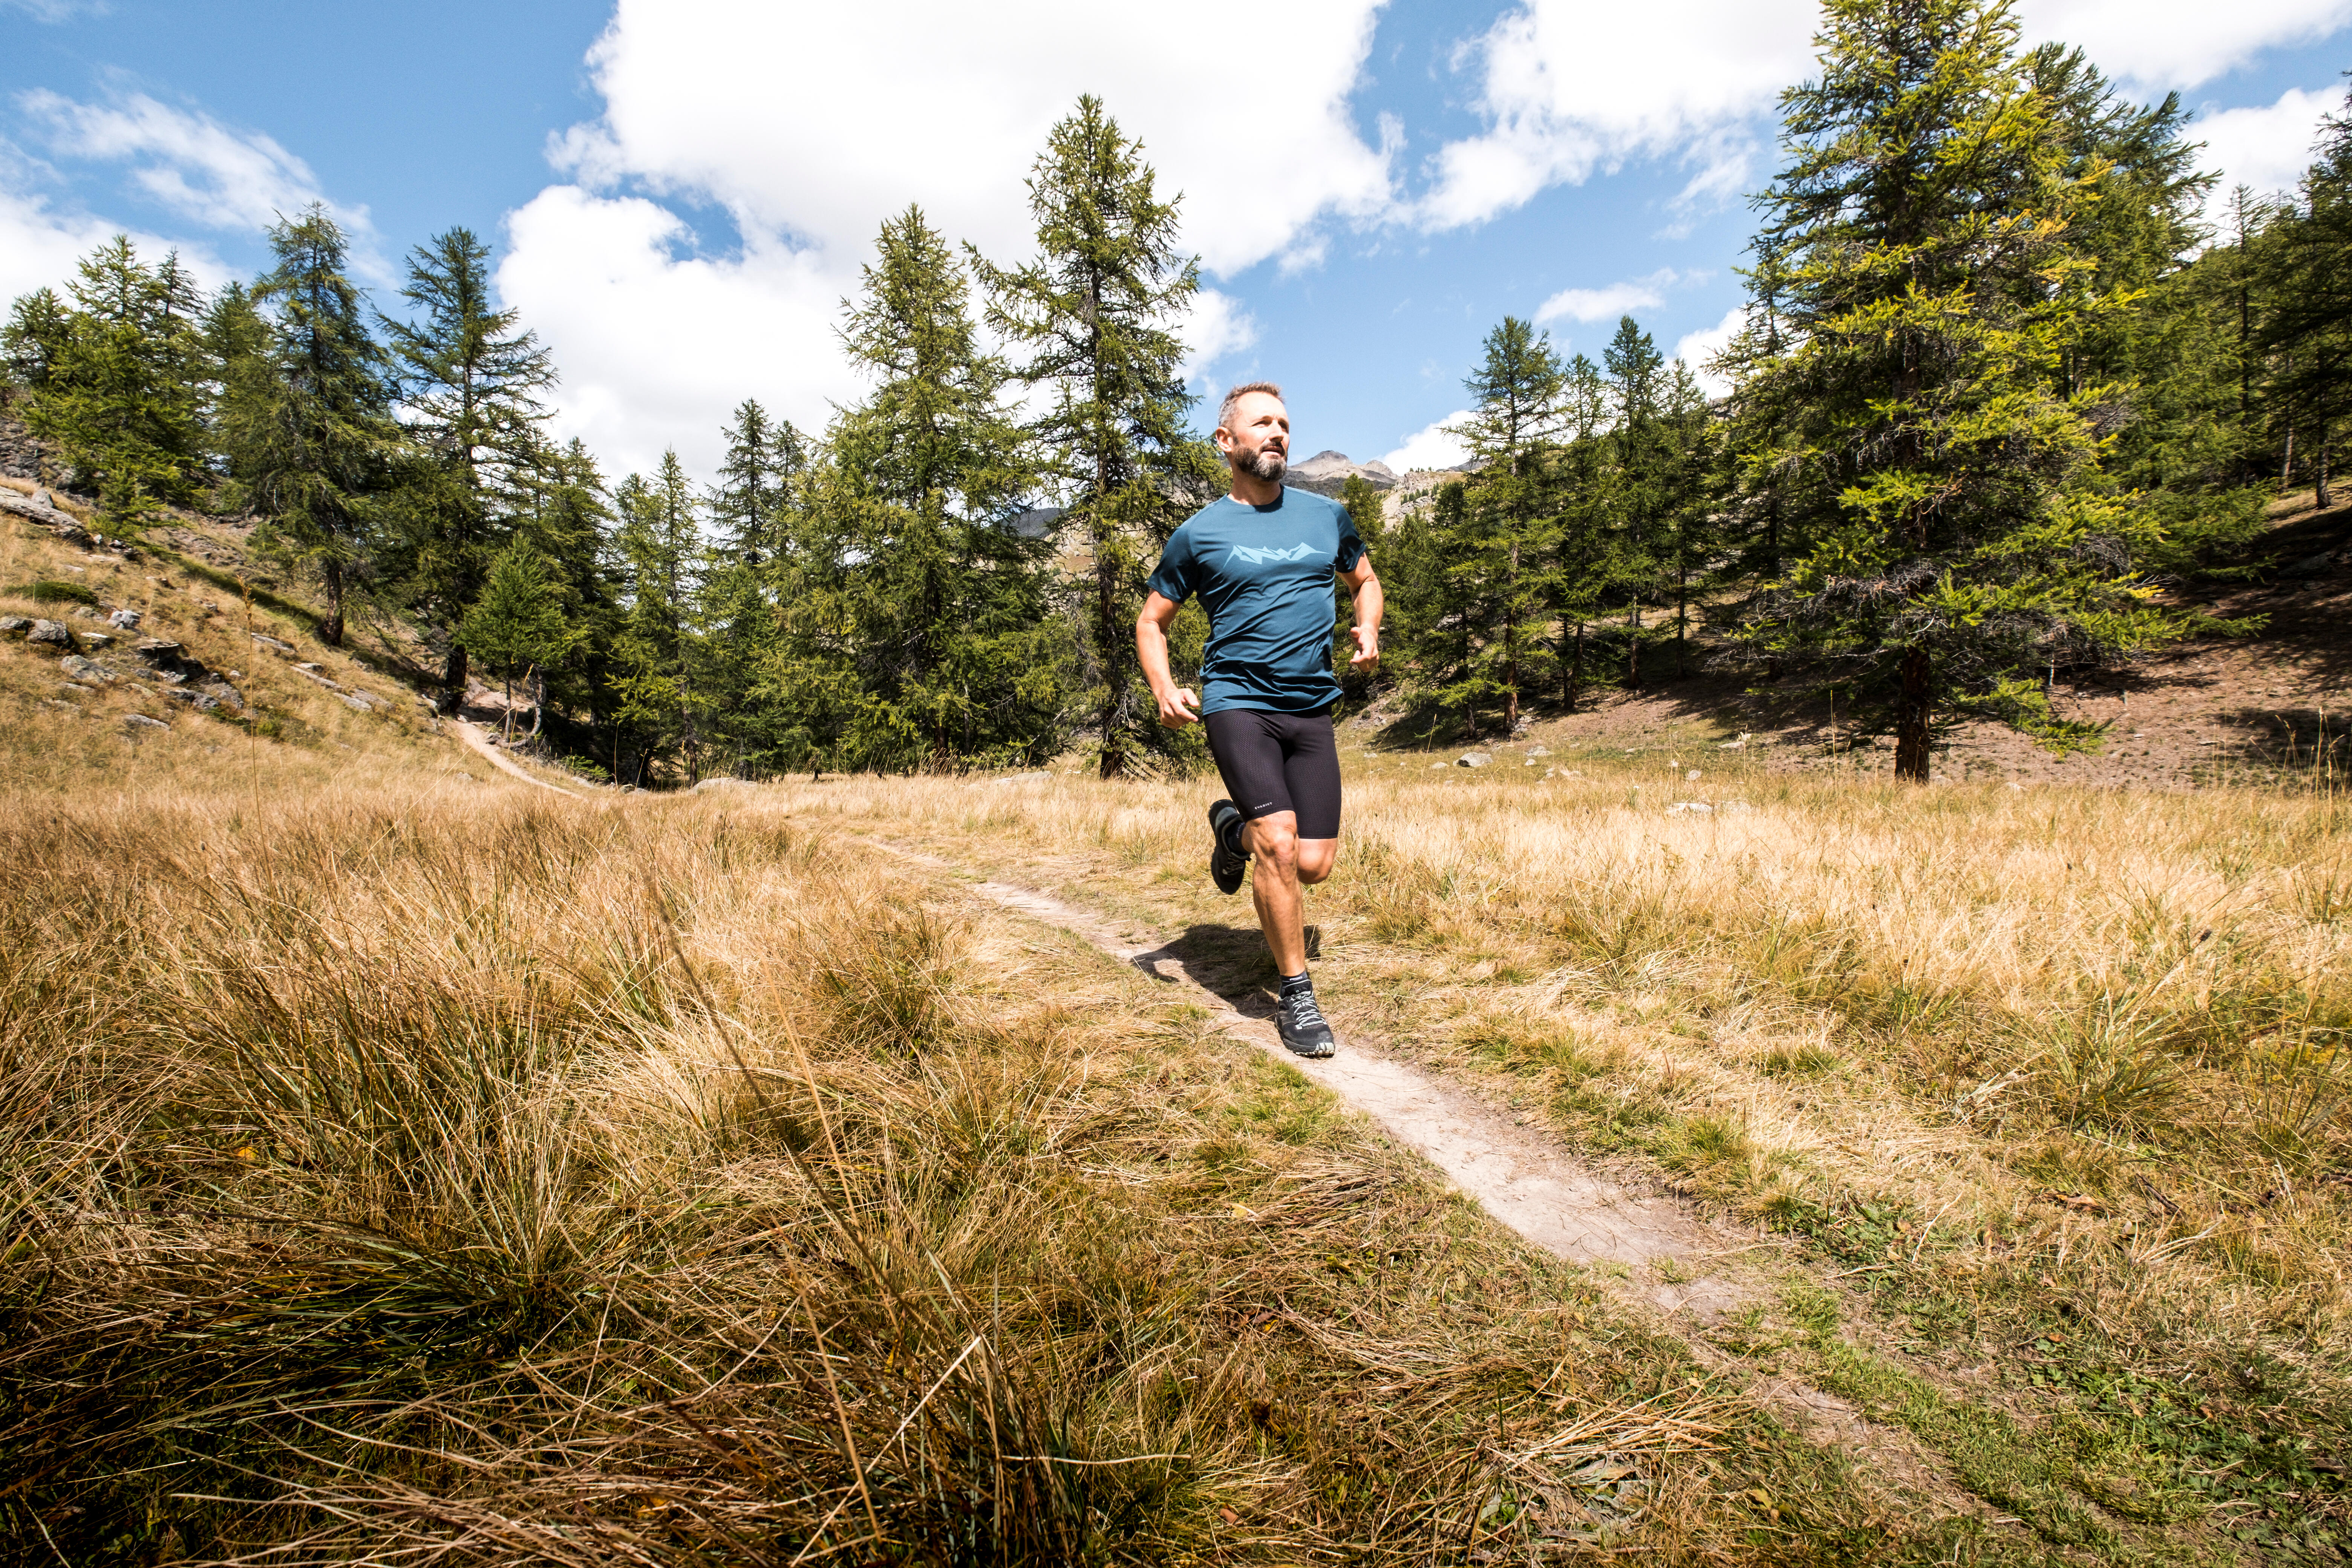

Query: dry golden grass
[5,779,1951,1565]
[756,749,2352,1559]
[2,511,499,793]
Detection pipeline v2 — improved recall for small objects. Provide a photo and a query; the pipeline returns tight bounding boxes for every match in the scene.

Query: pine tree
[712,398,806,568]
[1442,316,1566,729]
[227,207,401,647]
[2260,85,2352,506]
[978,95,1215,777]
[383,227,557,705]
[200,282,269,493]
[510,435,622,761]
[2,288,70,393]
[1551,352,1629,710]
[609,453,708,783]
[1603,315,1669,690]
[458,541,574,740]
[9,237,207,523]
[1724,0,2193,781]
[829,205,1067,771]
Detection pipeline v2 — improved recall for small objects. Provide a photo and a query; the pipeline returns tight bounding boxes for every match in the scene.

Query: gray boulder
[59,654,111,683]
[109,608,142,630]
[0,616,28,634]
[1456,752,1491,768]
[123,714,168,731]
[28,619,70,647]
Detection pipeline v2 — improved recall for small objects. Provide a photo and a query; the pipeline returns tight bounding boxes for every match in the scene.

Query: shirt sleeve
[1334,500,1366,573]
[1145,527,1196,603]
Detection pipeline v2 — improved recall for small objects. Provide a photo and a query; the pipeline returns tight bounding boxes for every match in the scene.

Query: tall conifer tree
[10,238,207,522]
[383,227,557,704]
[1442,316,1566,729]
[830,205,1066,770]
[980,95,1215,776]
[228,207,400,647]
[1723,0,2191,781]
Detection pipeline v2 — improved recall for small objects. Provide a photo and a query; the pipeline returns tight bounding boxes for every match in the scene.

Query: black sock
[1280,971,1312,996]
[1221,816,1250,858]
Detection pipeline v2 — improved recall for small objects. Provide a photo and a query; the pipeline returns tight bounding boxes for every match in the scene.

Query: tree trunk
[321,559,345,648]
[444,641,469,711]
[2320,436,2334,511]
[1568,620,1585,713]
[1894,645,1932,783]
[530,666,544,739]
[1627,603,1642,691]
[1675,559,1688,678]
[502,671,514,741]
[1096,529,1125,779]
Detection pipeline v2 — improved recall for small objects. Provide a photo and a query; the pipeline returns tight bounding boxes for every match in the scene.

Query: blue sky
[3,0,2347,485]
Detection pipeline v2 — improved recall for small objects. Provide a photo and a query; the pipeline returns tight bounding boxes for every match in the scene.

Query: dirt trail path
[894,849,2002,1524]
[451,719,585,797]
[888,847,1752,1319]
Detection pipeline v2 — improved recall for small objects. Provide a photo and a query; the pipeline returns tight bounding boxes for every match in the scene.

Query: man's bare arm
[1135,592,1201,727]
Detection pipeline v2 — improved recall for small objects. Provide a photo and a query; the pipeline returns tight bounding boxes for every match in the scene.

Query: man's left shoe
[1208,799,1248,896]
[1276,984,1337,1058]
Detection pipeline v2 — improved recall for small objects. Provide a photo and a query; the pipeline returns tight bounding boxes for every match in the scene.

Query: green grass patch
[5,578,98,605]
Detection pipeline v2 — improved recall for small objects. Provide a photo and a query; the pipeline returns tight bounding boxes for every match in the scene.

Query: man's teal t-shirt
[1145,487,1364,715]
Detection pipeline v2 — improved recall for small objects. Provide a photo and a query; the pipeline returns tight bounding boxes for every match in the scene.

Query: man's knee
[1296,840,1338,884]
[1248,815,1302,872]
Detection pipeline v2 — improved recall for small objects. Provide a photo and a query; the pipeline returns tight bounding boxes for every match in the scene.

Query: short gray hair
[1216,380,1284,434]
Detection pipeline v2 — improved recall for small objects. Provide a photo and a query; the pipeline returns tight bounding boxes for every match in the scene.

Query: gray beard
[1245,448,1287,483]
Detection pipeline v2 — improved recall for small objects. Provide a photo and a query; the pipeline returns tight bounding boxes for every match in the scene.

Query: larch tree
[458,540,575,740]
[2260,85,2352,507]
[978,94,1216,778]
[1602,315,1670,690]
[1725,0,2194,782]
[1444,316,1566,730]
[10,237,208,523]
[830,205,1066,771]
[383,227,557,707]
[610,453,709,783]
[227,207,401,647]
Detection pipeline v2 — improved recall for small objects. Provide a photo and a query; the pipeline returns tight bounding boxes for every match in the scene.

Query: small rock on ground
[28,620,70,647]
[1457,752,1491,768]
[122,714,168,731]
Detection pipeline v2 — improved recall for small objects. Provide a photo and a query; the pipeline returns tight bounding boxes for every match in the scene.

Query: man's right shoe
[1208,799,1248,896]
[1276,984,1337,1058]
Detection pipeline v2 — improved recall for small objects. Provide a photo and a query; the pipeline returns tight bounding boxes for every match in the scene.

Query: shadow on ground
[1128,920,1323,1019]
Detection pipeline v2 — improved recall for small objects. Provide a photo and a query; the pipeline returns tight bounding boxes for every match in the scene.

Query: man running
[1135,382,1383,1058]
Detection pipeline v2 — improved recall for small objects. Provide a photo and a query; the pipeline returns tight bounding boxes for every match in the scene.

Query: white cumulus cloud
[505,0,1395,478]
[1538,268,1681,324]
[1674,305,1747,399]
[18,89,363,239]
[2020,0,2352,88]
[1412,0,1818,232]
[2195,86,2341,209]
[1383,409,1475,474]
[496,186,848,487]
[1415,0,2352,233]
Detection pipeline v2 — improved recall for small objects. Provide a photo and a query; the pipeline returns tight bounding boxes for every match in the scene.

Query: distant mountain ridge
[1284,449,1400,497]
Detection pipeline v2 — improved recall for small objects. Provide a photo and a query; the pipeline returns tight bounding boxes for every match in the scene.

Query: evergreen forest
[6,0,2348,787]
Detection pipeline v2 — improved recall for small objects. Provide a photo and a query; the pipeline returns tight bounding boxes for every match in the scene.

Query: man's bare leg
[1245,810,1338,974]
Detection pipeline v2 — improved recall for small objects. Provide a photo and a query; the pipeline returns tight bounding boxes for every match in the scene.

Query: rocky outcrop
[0,416,44,483]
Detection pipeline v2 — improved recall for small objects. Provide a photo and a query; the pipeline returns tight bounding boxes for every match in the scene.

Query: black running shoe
[1208,798,1248,896]
[1276,984,1337,1058]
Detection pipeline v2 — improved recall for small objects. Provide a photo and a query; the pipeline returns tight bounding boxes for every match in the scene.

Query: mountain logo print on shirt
[1229,542,1317,565]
